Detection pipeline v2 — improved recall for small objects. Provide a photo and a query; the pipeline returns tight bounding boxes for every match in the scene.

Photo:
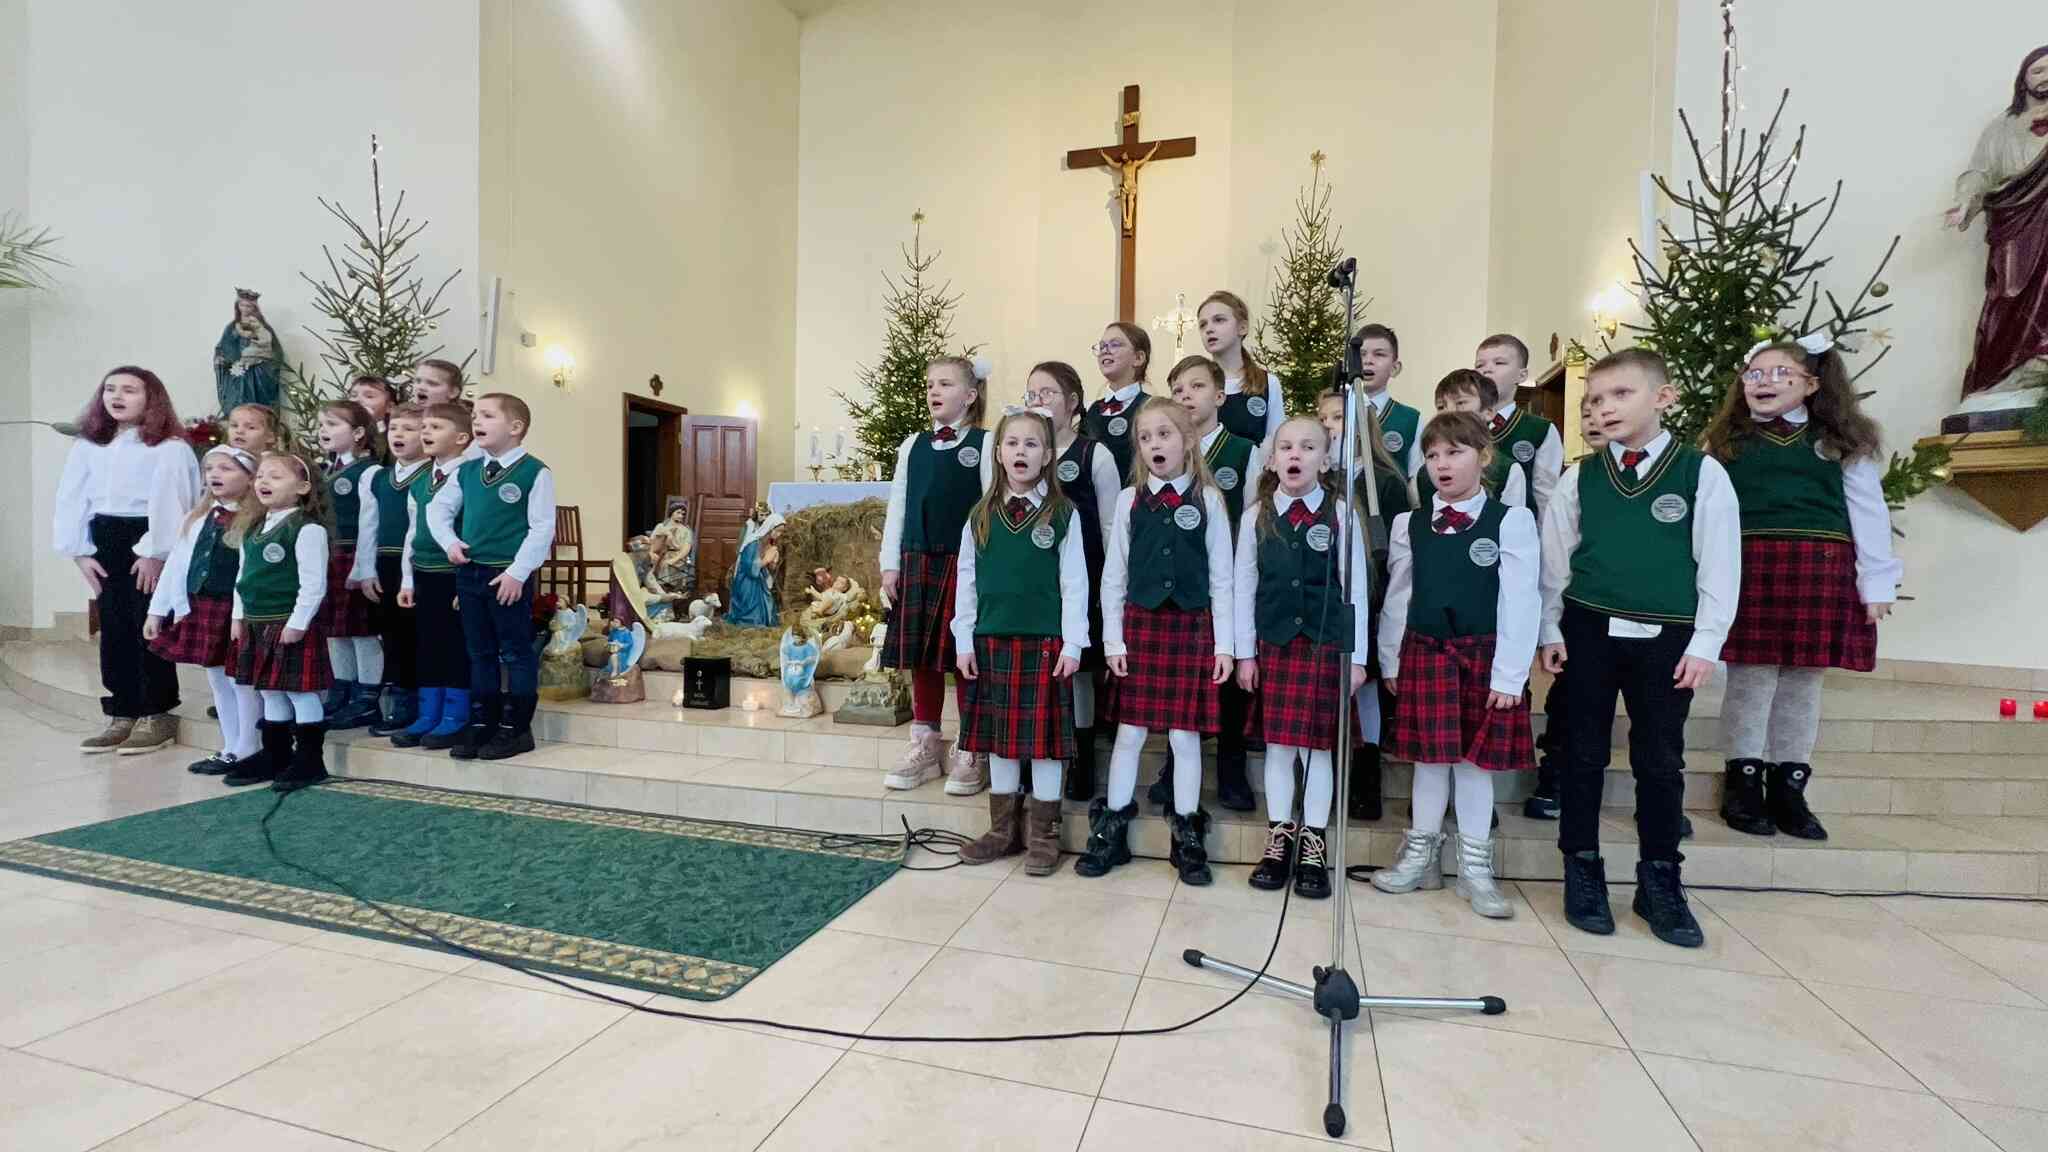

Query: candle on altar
[809,427,822,466]
[835,427,847,459]
[2000,698,2018,718]
[2034,700,2048,719]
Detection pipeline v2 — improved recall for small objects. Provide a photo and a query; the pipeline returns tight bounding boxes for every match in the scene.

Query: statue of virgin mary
[213,288,285,413]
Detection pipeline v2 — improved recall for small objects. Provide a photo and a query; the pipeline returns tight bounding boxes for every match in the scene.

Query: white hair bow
[970,354,993,383]
[1744,331,1835,364]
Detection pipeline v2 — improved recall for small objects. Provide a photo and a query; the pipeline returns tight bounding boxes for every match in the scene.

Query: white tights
[990,755,1064,802]
[1264,744,1333,827]
[205,667,261,759]
[325,637,384,684]
[1105,724,1203,814]
[260,690,325,724]
[1411,761,1496,838]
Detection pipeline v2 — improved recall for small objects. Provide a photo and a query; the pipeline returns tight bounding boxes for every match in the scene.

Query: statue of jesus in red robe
[1947,45,2048,400]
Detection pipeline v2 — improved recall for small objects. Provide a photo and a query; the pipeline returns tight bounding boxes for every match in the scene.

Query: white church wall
[479,0,800,554]
[0,0,33,631]
[14,0,481,628]
[794,0,1498,448]
[1672,0,2048,669]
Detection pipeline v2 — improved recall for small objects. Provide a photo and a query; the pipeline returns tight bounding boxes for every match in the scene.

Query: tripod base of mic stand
[1183,949,1506,1138]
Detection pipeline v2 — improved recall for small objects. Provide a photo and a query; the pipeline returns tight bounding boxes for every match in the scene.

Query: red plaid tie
[1154,486,1182,510]
[1433,507,1473,534]
[1101,399,1125,416]
[1006,496,1031,521]
[1488,413,1507,434]
[433,468,446,486]
[211,505,234,526]
[933,426,958,443]
[1620,448,1648,471]
[1285,499,1315,529]
[1758,417,1797,435]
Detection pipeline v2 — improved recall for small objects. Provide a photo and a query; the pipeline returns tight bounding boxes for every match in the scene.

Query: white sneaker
[943,747,988,796]
[883,731,945,791]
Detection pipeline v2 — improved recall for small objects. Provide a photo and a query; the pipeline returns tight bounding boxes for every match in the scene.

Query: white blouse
[1231,486,1373,667]
[1100,477,1236,657]
[52,428,202,559]
[146,501,236,621]
[1377,491,1542,696]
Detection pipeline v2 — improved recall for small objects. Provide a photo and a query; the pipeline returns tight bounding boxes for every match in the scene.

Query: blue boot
[371,687,418,738]
[419,688,471,750]
[329,681,380,730]
[390,687,443,747]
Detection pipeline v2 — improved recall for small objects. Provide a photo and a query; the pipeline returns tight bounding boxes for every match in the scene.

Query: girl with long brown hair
[1199,290,1284,443]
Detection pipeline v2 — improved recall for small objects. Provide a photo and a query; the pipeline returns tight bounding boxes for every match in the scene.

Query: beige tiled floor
[3,686,2048,1152]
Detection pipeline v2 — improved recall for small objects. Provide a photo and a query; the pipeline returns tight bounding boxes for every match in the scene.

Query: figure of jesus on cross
[1065,85,1197,323]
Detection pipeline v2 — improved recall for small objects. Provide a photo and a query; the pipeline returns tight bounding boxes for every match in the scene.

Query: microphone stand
[1182,257,1504,1139]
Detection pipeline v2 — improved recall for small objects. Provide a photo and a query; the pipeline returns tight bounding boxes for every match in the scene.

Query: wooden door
[621,395,687,546]
[682,415,758,604]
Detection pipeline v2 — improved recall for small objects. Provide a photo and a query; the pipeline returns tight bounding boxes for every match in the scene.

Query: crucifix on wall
[1063,84,1197,322]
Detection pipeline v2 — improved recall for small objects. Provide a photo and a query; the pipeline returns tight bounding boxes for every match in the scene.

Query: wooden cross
[1063,84,1197,323]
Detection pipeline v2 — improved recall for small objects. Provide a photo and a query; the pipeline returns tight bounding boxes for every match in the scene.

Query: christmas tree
[1255,152,1352,417]
[837,212,976,480]
[280,135,464,444]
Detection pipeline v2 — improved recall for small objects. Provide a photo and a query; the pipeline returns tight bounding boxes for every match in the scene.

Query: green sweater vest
[1204,430,1257,533]
[1722,426,1851,541]
[1486,408,1552,496]
[238,512,309,622]
[901,429,987,555]
[457,453,545,568]
[1565,444,1703,625]
[1127,489,1212,612]
[975,505,1070,637]
[1253,498,1354,650]
[411,465,456,572]
[327,457,374,545]
[186,508,239,599]
[1377,398,1421,462]
[1406,498,1507,638]
[372,463,426,553]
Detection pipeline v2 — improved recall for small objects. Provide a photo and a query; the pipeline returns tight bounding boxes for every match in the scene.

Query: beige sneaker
[944,747,988,796]
[118,713,179,756]
[80,717,135,754]
[883,730,945,791]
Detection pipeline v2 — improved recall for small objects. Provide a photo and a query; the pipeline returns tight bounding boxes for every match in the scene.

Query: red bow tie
[1433,507,1473,534]
[210,506,233,525]
[432,469,446,486]
[1758,416,1797,435]
[1154,486,1182,510]
[1620,448,1648,471]
[1488,413,1508,434]
[1285,499,1316,529]
[1005,496,1031,521]
[933,426,958,443]
[1100,399,1125,416]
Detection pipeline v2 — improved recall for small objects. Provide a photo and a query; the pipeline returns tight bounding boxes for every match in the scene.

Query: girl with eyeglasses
[1704,336,1899,844]
[1084,322,1155,480]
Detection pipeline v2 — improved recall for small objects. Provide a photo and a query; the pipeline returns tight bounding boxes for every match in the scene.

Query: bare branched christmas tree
[837,212,977,480]
[1256,153,1353,418]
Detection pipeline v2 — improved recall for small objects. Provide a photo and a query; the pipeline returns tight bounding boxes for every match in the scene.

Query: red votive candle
[2000,698,2018,717]
[2034,700,2048,719]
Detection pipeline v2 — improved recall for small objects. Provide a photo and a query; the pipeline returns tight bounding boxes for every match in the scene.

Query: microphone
[1326,257,1357,288]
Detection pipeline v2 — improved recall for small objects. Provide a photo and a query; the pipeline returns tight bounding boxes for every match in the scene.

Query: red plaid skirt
[233,620,333,692]
[320,544,375,637]
[881,551,959,673]
[962,635,1076,760]
[1386,632,1535,773]
[148,593,235,668]
[1252,636,1348,751]
[1106,604,1219,733]
[1722,537,1877,671]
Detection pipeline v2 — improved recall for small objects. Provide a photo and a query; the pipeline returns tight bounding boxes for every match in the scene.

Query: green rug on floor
[0,781,903,999]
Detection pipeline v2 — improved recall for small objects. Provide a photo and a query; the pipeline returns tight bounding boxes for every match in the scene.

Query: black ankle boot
[1720,758,1776,836]
[225,721,290,787]
[1214,737,1255,812]
[1065,726,1098,801]
[479,695,538,761]
[450,694,500,760]
[1249,821,1295,890]
[1348,744,1383,822]
[1146,763,1172,810]
[1168,808,1212,886]
[1073,799,1135,877]
[1523,757,1561,820]
[1293,826,1331,899]
[1632,859,1705,948]
[1768,763,1828,841]
[273,723,330,793]
[1562,851,1615,935]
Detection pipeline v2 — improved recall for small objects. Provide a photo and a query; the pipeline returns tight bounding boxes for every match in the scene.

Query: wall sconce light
[1588,284,1632,339]
[544,345,575,388]
[734,399,760,421]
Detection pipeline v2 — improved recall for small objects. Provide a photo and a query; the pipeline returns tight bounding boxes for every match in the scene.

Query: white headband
[203,444,257,472]
[1744,331,1834,364]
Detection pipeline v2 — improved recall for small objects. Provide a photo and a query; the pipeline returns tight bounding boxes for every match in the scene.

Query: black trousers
[373,553,417,689]
[1537,667,1569,767]
[1557,603,1692,865]
[411,569,467,688]
[1217,680,1251,778]
[90,515,180,718]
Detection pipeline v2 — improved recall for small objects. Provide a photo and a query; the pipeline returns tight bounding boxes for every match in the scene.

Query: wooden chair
[542,504,588,607]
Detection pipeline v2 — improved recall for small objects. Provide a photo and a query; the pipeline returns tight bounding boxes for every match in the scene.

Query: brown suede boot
[960,792,1025,865]
[1022,798,1063,876]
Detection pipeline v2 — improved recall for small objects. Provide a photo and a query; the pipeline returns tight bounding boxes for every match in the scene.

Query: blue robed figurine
[212,288,285,413]
[724,511,785,628]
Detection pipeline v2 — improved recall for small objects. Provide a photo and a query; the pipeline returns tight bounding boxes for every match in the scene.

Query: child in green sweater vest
[1475,333,1564,517]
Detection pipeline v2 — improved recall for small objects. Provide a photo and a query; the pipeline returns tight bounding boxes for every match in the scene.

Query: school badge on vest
[1305,523,1333,552]
[1512,439,1536,463]
[1382,430,1405,453]
[262,542,286,564]
[1814,438,1840,461]
[498,483,523,504]
[1468,537,1500,567]
[1057,459,1080,483]
[333,478,354,496]
[1214,467,1239,491]
[1108,417,1128,437]
[1651,493,1689,523]
[1247,396,1266,418]
[1173,504,1202,531]
[958,446,980,468]
[1030,523,1057,549]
